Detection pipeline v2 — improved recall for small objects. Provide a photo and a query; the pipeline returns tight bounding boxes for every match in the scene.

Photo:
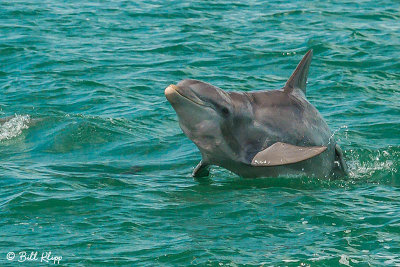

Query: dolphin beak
[165,84,179,97]
[165,84,180,104]
[165,83,207,107]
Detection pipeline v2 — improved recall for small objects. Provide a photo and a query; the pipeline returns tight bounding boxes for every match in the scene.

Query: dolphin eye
[221,107,230,117]
[211,101,230,117]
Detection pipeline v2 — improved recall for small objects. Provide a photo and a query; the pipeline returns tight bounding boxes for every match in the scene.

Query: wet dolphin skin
[165,50,347,178]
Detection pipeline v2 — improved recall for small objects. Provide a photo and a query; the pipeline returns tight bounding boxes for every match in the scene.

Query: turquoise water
[1,0,400,265]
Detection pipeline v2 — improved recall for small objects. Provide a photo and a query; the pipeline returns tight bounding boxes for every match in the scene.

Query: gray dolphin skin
[165,50,348,178]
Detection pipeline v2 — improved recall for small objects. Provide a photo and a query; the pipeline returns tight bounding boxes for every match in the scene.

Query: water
[1,0,399,265]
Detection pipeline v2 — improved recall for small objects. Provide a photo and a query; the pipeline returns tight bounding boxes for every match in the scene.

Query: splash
[0,115,30,141]
[346,147,399,184]
[327,125,348,145]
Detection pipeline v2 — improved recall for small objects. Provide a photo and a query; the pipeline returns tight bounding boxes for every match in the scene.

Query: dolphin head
[165,79,240,164]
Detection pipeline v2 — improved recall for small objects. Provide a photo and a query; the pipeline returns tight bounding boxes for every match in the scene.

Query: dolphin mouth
[165,84,208,107]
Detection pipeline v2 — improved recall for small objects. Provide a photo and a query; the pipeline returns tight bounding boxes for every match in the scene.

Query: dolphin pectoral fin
[192,160,210,177]
[251,142,327,166]
[334,144,348,175]
[283,49,313,95]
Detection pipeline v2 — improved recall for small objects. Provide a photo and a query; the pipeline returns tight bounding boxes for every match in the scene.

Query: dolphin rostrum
[165,50,347,178]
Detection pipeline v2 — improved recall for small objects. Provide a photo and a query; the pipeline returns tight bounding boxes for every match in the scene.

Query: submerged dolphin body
[165,50,347,178]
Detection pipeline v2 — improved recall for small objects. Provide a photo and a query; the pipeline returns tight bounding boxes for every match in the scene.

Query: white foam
[0,115,30,141]
[339,254,350,266]
[282,259,299,263]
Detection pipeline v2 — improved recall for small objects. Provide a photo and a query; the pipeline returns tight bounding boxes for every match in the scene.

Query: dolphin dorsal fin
[283,49,313,95]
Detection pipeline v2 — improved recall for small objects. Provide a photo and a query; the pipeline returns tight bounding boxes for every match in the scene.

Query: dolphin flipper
[283,49,313,95]
[334,144,348,175]
[251,142,327,166]
[192,160,210,177]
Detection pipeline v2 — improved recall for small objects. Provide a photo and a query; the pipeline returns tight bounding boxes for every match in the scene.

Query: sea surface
[1,0,399,266]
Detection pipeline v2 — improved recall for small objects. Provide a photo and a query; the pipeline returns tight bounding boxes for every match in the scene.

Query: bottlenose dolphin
[165,50,347,178]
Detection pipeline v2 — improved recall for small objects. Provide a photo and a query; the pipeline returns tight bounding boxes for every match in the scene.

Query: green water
[1,0,399,265]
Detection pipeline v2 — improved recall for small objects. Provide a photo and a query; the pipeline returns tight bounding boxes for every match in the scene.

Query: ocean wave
[0,114,30,141]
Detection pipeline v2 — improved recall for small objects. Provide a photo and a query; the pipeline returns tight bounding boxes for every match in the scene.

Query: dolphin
[165,50,347,178]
